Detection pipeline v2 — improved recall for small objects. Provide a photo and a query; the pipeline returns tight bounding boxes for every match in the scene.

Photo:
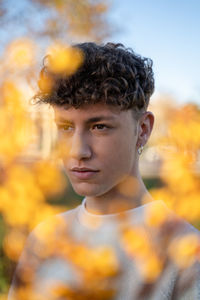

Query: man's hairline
[51,103,146,121]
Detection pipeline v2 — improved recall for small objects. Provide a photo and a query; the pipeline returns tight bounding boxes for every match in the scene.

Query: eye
[93,124,108,130]
[57,124,74,132]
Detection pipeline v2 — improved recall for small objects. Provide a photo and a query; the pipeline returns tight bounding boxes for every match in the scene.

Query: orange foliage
[168,233,200,269]
[46,43,83,75]
[121,226,163,282]
[0,0,111,295]
[151,103,200,223]
[6,39,36,71]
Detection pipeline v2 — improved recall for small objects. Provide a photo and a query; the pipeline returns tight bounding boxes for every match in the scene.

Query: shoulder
[8,205,81,298]
[143,201,200,272]
[138,201,200,294]
[29,205,81,246]
[141,200,199,235]
[12,205,81,265]
[130,200,200,268]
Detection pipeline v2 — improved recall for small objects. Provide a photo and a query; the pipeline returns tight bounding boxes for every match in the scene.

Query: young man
[8,43,200,300]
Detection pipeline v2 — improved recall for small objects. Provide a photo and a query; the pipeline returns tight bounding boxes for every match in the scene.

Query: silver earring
[137,145,144,155]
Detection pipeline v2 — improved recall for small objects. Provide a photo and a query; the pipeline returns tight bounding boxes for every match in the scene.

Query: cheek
[97,135,136,173]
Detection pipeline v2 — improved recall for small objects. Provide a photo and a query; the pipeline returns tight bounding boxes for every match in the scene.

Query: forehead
[53,103,134,123]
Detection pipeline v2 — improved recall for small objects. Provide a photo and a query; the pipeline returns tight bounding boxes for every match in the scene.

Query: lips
[71,167,99,172]
[70,167,99,180]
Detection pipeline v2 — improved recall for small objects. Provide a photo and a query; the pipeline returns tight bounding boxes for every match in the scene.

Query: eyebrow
[54,116,117,124]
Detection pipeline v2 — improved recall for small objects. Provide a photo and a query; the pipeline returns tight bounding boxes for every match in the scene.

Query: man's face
[53,103,139,197]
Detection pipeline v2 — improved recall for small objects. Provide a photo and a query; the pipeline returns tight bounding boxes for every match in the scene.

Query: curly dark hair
[34,42,154,116]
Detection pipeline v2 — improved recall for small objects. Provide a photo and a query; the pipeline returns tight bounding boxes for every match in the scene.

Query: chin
[71,182,106,197]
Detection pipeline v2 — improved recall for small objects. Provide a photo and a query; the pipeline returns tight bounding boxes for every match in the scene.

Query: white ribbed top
[8,199,200,300]
[77,197,159,229]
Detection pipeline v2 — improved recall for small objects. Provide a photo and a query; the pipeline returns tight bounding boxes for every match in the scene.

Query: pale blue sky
[108,0,200,105]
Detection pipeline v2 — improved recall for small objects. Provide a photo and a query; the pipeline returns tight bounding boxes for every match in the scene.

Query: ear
[136,111,154,148]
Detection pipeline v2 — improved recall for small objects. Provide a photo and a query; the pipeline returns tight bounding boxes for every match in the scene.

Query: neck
[84,174,154,215]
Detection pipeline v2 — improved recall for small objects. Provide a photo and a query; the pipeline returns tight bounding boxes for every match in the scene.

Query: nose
[69,131,92,160]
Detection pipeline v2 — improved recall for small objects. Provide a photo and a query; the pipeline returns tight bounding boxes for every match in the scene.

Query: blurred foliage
[0,0,112,296]
[150,102,200,226]
[0,0,110,48]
